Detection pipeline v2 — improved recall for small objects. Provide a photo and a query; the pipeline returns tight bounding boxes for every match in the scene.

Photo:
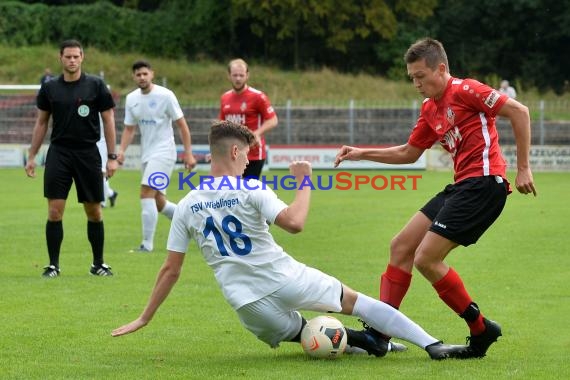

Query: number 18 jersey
[167,176,306,310]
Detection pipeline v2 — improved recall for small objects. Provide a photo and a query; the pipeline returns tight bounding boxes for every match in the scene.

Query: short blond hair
[227,58,248,73]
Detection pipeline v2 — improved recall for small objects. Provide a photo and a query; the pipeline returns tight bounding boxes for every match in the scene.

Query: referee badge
[77,104,90,117]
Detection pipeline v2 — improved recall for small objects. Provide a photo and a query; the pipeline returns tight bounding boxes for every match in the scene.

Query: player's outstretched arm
[334,145,362,167]
[334,144,423,168]
[112,251,185,337]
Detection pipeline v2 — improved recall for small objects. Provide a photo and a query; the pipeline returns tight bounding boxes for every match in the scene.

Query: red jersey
[219,86,276,160]
[409,77,509,183]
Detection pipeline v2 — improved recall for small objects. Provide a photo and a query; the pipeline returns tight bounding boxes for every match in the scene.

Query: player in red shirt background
[219,59,278,179]
[334,38,536,359]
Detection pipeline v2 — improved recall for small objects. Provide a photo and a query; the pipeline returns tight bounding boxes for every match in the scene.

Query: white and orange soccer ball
[300,316,347,359]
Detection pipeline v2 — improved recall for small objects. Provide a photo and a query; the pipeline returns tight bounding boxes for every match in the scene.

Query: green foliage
[0,1,52,45]
[0,1,187,58]
[0,0,569,93]
[230,0,422,68]
[433,0,570,94]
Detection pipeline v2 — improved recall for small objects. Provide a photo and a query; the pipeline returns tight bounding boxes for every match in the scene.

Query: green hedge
[0,1,188,57]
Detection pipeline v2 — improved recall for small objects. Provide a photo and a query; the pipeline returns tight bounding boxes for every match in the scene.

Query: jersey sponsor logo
[140,118,157,126]
[225,114,246,125]
[77,105,90,117]
[440,126,463,157]
[484,91,500,108]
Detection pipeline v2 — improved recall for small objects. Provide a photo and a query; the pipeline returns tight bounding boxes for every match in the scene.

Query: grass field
[0,168,568,379]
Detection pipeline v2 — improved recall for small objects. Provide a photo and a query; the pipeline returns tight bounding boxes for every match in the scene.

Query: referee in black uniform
[25,39,118,277]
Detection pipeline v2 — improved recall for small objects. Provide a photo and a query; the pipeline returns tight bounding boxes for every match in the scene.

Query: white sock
[352,292,439,349]
[160,201,176,220]
[141,198,158,250]
[104,178,114,198]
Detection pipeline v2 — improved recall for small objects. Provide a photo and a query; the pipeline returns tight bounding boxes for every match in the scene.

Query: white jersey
[167,176,307,310]
[124,84,184,163]
[96,114,107,168]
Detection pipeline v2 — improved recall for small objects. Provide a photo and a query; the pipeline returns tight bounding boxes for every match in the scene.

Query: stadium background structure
[1,85,569,147]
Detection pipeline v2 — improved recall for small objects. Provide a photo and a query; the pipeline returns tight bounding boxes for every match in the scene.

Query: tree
[433,0,570,93]
[230,0,414,69]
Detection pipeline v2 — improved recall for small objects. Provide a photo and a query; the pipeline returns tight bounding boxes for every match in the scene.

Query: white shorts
[141,158,176,195]
[236,266,343,348]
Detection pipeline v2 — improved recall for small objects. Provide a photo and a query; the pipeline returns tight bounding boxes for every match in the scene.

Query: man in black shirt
[25,39,118,277]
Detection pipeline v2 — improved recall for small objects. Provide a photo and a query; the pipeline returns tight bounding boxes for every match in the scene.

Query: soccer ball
[300,315,347,359]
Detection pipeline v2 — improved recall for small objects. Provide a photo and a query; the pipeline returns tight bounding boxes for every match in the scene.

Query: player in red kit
[334,38,536,359]
[219,59,278,179]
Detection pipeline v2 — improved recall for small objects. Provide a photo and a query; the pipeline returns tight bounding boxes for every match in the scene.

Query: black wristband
[108,153,118,160]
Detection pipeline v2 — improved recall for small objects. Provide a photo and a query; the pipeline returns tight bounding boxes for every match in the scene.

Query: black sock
[46,220,63,267]
[87,221,104,266]
[289,317,308,342]
[460,302,481,322]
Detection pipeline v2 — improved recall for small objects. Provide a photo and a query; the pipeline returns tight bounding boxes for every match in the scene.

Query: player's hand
[25,158,36,178]
[106,160,119,178]
[251,134,261,149]
[184,152,197,171]
[111,318,148,337]
[117,151,125,166]
[515,167,537,196]
[289,161,312,178]
[334,145,361,168]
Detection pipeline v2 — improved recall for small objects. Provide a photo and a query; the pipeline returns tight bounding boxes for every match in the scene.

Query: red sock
[379,264,412,309]
[432,267,485,335]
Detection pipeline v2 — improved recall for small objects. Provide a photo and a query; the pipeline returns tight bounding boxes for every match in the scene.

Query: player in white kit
[118,60,196,252]
[112,120,470,360]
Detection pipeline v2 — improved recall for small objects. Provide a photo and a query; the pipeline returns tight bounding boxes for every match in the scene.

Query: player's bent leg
[156,192,176,219]
[413,231,457,283]
[378,211,431,341]
[389,211,432,270]
[236,299,303,348]
[350,292,438,348]
[335,286,402,357]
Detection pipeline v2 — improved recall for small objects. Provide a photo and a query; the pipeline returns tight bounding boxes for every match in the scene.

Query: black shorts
[44,144,103,203]
[420,176,508,246]
[243,159,265,180]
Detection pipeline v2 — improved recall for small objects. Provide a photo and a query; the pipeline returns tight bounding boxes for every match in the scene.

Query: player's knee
[47,204,64,221]
[389,236,415,264]
[84,204,102,221]
[412,251,435,274]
